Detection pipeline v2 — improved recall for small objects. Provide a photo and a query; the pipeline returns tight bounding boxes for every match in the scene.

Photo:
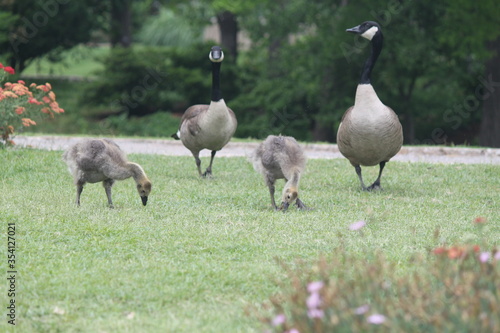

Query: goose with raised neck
[172,46,237,177]
[337,21,403,191]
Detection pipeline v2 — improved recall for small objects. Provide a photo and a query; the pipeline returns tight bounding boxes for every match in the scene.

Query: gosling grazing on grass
[250,135,307,211]
[172,45,237,177]
[337,21,403,191]
[63,139,152,208]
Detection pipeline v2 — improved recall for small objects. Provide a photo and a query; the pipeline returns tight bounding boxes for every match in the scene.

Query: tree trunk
[216,11,238,61]
[110,0,132,48]
[479,37,500,147]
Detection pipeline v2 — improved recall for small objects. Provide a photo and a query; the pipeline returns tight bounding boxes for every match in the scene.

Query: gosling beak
[141,196,148,206]
[346,25,361,34]
[282,202,290,212]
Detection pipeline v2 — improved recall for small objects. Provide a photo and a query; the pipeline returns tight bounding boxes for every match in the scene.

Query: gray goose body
[63,139,152,207]
[337,21,403,190]
[251,135,307,211]
[172,46,237,177]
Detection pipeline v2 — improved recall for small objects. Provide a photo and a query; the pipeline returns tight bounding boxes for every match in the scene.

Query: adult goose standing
[250,135,308,211]
[337,21,403,191]
[63,139,152,207]
[172,45,237,177]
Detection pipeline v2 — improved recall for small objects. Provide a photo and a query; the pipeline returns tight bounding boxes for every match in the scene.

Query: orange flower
[15,106,25,115]
[473,217,487,224]
[472,245,480,253]
[48,91,56,100]
[2,91,18,98]
[17,80,25,85]
[432,247,447,255]
[21,118,37,127]
[36,85,50,92]
[447,246,464,259]
[28,97,43,105]
[30,83,36,88]
[45,82,52,90]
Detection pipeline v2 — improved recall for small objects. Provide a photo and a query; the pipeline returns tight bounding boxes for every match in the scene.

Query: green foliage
[258,238,500,332]
[82,42,241,118]
[136,8,203,47]
[0,0,102,71]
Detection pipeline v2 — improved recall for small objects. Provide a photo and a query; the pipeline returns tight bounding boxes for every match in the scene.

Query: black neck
[211,62,222,102]
[359,32,383,85]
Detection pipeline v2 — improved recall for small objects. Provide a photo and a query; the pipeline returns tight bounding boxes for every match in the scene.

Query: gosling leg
[103,179,115,208]
[76,182,84,206]
[366,161,386,191]
[203,150,217,177]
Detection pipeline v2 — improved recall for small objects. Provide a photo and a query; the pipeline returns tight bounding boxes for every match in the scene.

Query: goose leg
[203,150,217,177]
[355,165,368,191]
[76,181,84,206]
[192,152,203,177]
[103,179,115,208]
[367,161,385,191]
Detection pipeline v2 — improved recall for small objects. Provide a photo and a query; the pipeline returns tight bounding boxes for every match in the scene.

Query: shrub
[0,64,64,146]
[258,219,500,332]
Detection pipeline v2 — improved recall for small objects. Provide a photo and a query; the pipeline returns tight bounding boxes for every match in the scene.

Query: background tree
[0,0,104,72]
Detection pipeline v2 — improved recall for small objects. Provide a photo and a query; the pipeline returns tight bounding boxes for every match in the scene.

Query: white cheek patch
[361,26,379,40]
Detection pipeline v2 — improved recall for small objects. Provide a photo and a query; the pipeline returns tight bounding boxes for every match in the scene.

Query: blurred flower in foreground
[349,221,366,231]
[367,313,386,325]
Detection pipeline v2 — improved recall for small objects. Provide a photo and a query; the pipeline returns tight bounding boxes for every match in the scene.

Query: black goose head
[209,46,224,63]
[346,21,382,41]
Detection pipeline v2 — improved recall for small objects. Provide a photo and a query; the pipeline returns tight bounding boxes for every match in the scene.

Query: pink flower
[349,220,366,231]
[307,308,324,319]
[367,314,386,325]
[15,107,25,115]
[287,329,300,333]
[4,66,15,74]
[307,281,324,293]
[479,252,490,263]
[306,292,322,309]
[272,313,286,327]
[494,251,500,261]
[355,304,370,315]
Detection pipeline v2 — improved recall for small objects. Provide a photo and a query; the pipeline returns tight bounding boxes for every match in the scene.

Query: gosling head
[346,21,381,41]
[136,179,152,206]
[209,45,224,63]
[281,187,299,212]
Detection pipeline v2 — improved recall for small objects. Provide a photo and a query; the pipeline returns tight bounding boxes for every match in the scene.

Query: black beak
[346,25,361,34]
[282,202,290,212]
[141,196,148,206]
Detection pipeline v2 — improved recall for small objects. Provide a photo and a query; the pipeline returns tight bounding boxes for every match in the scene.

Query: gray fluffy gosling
[172,45,237,177]
[337,21,403,191]
[250,135,307,211]
[63,139,152,207]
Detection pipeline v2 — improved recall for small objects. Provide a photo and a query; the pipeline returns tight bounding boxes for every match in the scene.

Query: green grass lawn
[0,148,499,332]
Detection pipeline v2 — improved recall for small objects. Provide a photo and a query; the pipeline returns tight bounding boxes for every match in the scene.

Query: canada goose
[172,45,237,177]
[63,139,152,207]
[250,135,307,211]
[337,21,403,191]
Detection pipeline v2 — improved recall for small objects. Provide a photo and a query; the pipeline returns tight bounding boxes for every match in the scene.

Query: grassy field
[0,147,499,332]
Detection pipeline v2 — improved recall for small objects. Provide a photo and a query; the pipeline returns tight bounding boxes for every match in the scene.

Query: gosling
[63,139,152,208]
[250,135,307,211]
